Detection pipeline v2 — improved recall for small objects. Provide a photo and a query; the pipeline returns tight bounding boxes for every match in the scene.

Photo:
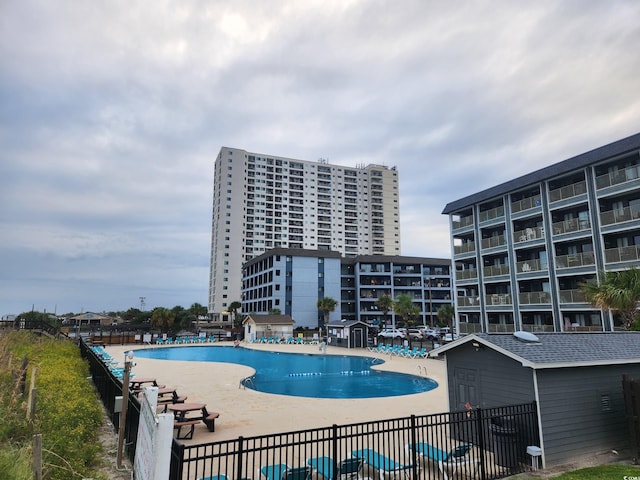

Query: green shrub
[0,331,108,480]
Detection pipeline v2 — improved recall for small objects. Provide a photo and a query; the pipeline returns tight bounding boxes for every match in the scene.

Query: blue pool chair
[198,475,228,480]
[307,456,363,480]
[405,443,473,480]
[260,464,311,480]
[352,449,412,480]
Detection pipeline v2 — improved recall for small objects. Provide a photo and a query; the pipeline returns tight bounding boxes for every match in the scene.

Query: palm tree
[317,297,338,338]
[228,301,242,327]
[394,294,420,328]
[376,294,394,328]
[437,304,456,334]
[580,267,640,330]
[151,307,175,333]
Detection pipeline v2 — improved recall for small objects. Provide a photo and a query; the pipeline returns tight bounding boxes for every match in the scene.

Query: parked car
[442,333,460,343]
[406,328,425,340]
[377,328,406,339]
[421,328,440,340]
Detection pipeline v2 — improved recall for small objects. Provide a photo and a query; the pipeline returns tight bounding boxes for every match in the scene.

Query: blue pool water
[133,346,438,399]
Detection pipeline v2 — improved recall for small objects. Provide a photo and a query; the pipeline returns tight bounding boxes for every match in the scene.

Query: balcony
[516,258,546,274]
[548,180,587,202]
[453,241,476,255]
[486,293,512,305]
[514,226,545,243]
[478,205,504,223]
[452,215,474,230]
[595,165,640,190]
[511,195,541,214]
[605,245,640,263]
[558,289,587,304]
[481,235,506,250]
[487,323,515,333]
[600,205,640,226]
[552,217,590,235]
[484,264,510,277]
[518,291,552,304]
[457,296,480,307]
[455,270,478,281]
[555,252,595,269]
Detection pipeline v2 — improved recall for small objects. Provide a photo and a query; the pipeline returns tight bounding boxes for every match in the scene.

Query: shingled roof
[242,314,294,325]
[430,332,640,369]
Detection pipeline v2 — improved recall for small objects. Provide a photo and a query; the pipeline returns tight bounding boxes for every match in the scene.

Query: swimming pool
[133,346,438,399]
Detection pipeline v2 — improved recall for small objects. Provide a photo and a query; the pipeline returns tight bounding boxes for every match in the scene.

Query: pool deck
[105,341,449,443]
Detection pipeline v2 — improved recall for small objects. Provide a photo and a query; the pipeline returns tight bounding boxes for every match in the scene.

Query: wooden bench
[174,419,200,440]
[203,412,220,432]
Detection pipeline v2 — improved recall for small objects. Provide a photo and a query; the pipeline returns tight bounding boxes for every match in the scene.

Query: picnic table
[168,403,220,439]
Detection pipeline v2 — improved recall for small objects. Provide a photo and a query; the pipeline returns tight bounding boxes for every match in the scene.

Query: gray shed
[326,320,371,348]
[430,332,640,467]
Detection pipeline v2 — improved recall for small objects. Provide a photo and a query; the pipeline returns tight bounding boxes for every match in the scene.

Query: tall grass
[0,331,108,480]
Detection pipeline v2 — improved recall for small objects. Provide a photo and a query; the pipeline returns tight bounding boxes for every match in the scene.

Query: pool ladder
[239,375,255,389]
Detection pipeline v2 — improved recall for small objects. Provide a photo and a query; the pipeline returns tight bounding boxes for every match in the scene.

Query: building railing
[457,296,481,308]
[458,322,483,334]
[555,252,595,269]
[483,264,510,278]
[452,215,474,230]
[486,323,515,333]
[516,258,545,274]
[518,292,552,304]
[605,245,640,264]
[456,270,478,281]
[511,195,541,213]
[558,289,587,304]
[600,205,640,226]
[454,241,476,255]
[513,227,544,243]
[551,217,590,235]
[479,206,504,222]
[481,235,506,250]
[595,166,640,190]
[485,294,512,306]
[521,324,555,333]
[172,403,540,480]
[548,180,587,202]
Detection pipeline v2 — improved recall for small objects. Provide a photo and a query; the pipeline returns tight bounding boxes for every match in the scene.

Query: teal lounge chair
[307,456,363,480]
[260,464,311,480]
[352,449,411,480]
[405,443,473,480]
[198,475,228,480]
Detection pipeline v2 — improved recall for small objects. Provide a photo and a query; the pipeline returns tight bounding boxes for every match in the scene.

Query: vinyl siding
[537,364,640,466]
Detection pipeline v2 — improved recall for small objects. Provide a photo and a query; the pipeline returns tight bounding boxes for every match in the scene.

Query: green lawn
[513,463,640,479]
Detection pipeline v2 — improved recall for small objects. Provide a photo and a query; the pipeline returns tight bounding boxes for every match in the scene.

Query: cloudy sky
[1,1,639,316]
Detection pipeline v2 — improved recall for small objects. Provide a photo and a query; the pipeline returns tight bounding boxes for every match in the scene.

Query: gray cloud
[1,0,639,315]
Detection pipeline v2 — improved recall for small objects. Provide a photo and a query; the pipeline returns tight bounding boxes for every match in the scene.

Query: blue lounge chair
[405,443,473,480]
[352,449,412,480]
[307,456,363,480]
[260,464,311,480]
[198,475,228,480]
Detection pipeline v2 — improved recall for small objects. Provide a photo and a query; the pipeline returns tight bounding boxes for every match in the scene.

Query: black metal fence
[81,340,141,463]
[81,340,539,480]
[171,402,538,480]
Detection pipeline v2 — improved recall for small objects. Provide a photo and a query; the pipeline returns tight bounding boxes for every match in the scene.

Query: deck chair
[307,456,364,480]
[260,464,312,480]
[198,475,229,480]
[406,443,473,480]
[351,449,412,480]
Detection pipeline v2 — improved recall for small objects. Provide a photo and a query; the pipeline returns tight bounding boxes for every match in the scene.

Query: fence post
[33,434,42,480]
[475,407,487,480]
[236,436,245,480]
[409,415,418,480]
[332,424,339,480]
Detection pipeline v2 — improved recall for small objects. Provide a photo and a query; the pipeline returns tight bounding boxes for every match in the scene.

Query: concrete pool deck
[105,341,449,443]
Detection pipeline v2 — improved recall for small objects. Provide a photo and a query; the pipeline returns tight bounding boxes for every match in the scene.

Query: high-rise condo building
[209,147,401,321]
